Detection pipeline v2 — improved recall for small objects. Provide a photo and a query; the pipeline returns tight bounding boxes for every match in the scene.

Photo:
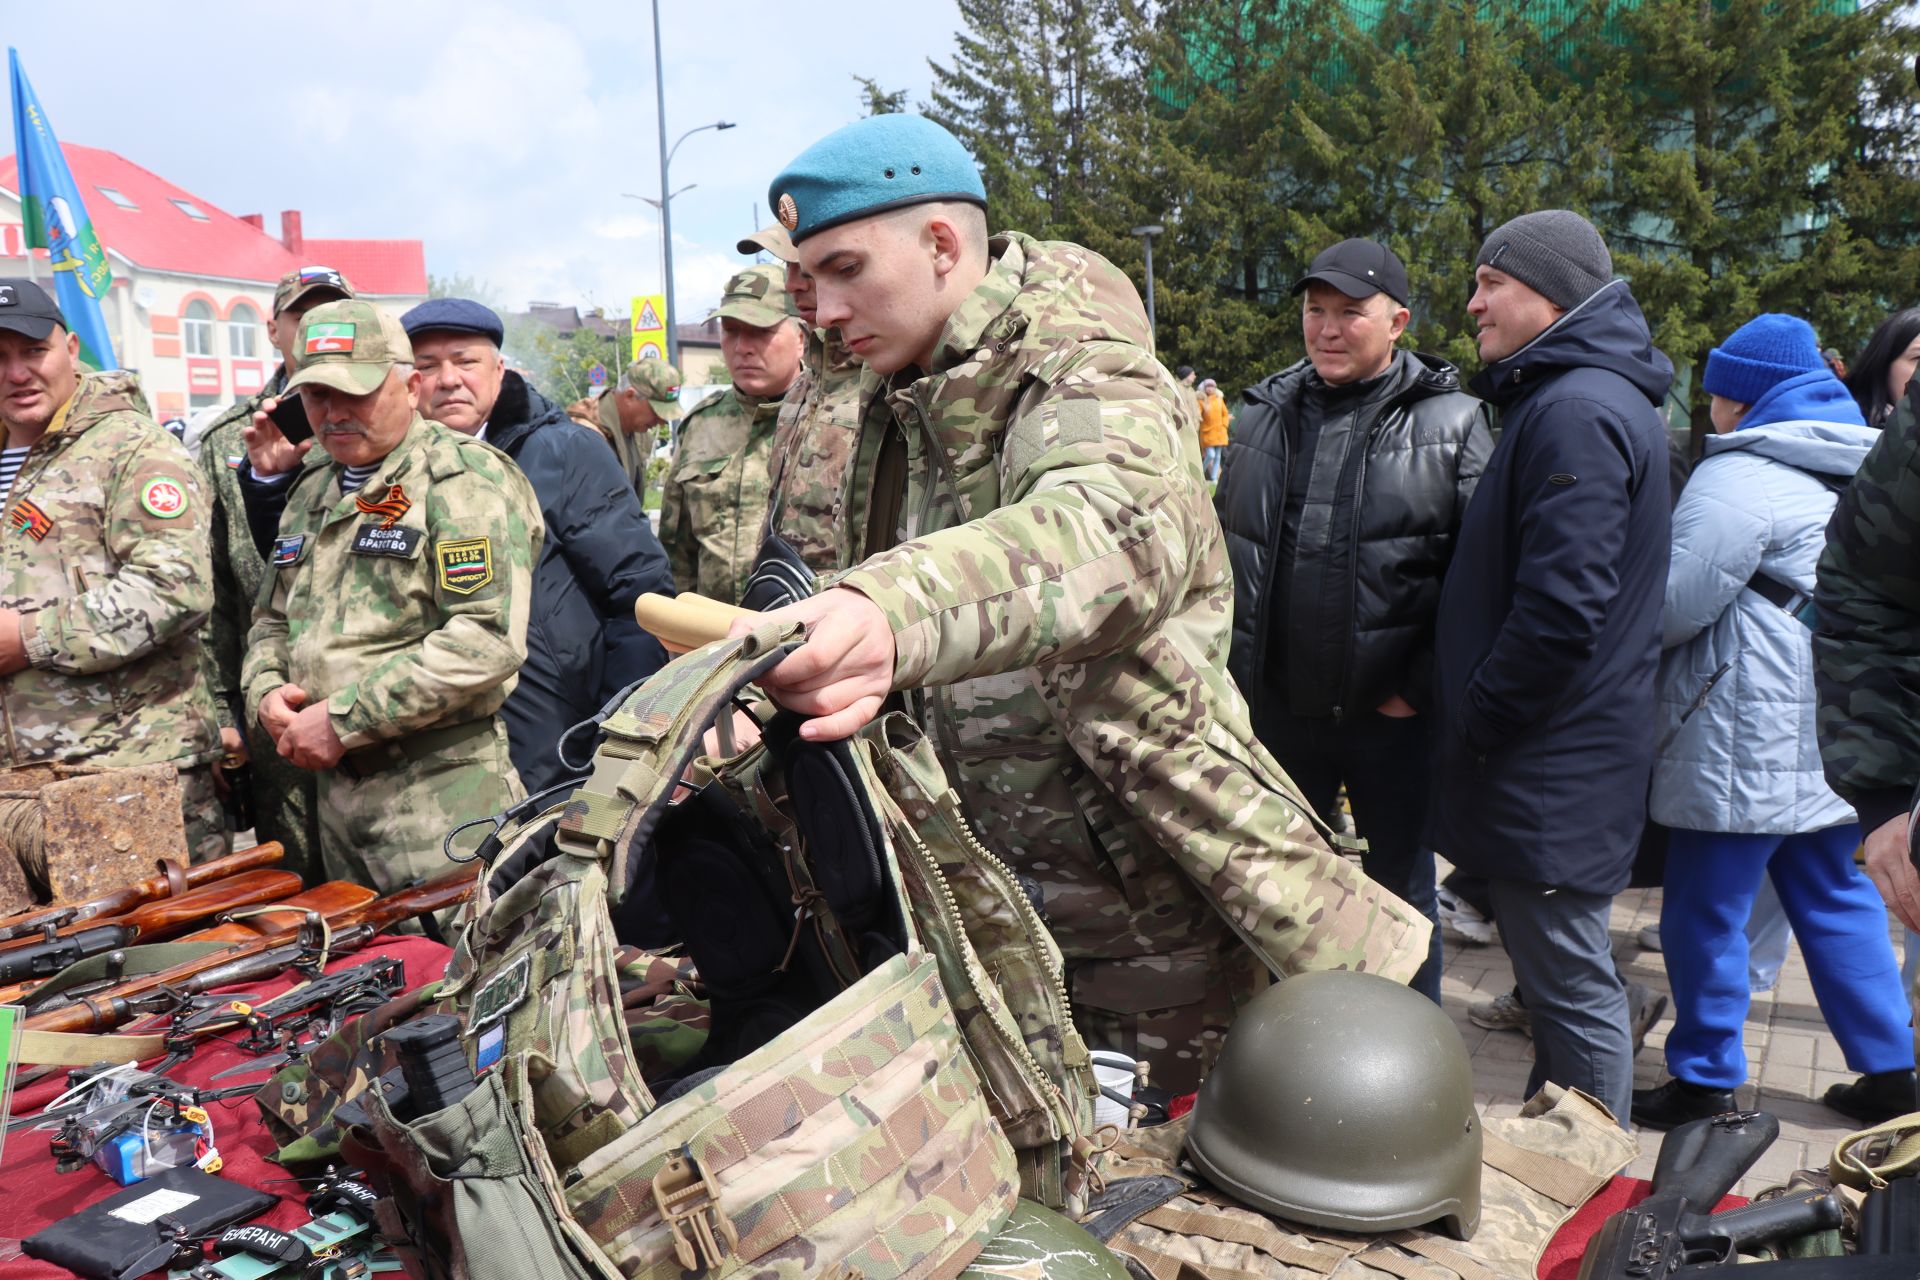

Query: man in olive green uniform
[738,223,880,577]
[198,266,350,878]
[243,300,542,894]
[0,279,225,863]
[583,356,682,501]
[745,117,1428,1090]
[659,266,803,605]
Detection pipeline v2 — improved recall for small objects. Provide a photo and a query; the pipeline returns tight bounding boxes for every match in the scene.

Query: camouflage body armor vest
[337,624,1101,1280]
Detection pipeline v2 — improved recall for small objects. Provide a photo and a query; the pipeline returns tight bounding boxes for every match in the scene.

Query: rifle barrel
[0,842,287,946]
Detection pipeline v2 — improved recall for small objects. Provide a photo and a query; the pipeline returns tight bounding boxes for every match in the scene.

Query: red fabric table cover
[1539,1176,1748,1280]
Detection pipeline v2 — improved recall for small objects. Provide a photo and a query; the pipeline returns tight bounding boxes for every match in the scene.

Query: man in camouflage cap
[0,278,226,863]
[744,115,1429,1089]
[197,265,352,879]
[659,264,804,605]
[585,355,682,500]
[740,221,881,579]
[242,299,542,897]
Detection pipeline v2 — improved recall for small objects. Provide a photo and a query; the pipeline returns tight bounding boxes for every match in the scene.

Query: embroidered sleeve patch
[354,483,412,529]
[350,525,424,558]
[272,533,307,566]
[140,477,189,518]
[436,537,493,595]
[8,499,52,541]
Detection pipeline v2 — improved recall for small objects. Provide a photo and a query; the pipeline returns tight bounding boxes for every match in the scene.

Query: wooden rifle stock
[19,870,473,1033]
[179,881,379,944]
[0,842,286,946]
[634,592,756,654]
[0,869,304,1004]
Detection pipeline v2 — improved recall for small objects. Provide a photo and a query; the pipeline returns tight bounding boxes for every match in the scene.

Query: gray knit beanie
[1475,210,1613,311]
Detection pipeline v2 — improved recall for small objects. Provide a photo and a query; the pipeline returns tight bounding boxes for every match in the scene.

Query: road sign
[631,293,668,363]
[588,362,607,388]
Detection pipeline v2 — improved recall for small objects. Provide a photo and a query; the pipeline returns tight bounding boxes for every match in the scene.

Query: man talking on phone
[198,266,352,879]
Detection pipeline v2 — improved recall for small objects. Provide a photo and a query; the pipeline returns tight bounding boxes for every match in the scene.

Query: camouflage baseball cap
[285,299,413,396]
[272,265,355,316]
[621,356,684,422]
[711,264,796,329]
[735,222,798,264]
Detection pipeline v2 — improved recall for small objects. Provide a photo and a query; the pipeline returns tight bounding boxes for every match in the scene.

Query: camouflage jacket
[0,371,220,769]
[834,232,1429,979]
[242,415,542,749]
[659,385,782,606]
[579,391,652,500]
[1815,389,1920,835]
[199,369,284,730]
[764,326,876,573]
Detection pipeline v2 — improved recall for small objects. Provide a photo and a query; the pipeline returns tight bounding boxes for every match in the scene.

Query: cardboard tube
[633,593,759,654]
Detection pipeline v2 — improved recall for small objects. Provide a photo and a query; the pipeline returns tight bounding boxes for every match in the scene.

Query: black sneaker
[1823,1070,1918,1125]
[1632,1078,1735,1130]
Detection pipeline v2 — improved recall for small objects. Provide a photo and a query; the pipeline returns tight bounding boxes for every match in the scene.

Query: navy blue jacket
[239,372,672,795]
[1425,282,1674,892]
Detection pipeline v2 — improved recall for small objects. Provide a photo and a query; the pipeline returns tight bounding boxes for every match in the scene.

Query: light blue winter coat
[1651,369,1876,834]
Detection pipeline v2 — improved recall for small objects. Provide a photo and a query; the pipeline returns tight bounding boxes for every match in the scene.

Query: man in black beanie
[1427,209,1674,1126]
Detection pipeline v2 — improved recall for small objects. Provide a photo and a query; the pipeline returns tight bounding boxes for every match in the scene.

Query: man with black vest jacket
[1216,238,1492,1001]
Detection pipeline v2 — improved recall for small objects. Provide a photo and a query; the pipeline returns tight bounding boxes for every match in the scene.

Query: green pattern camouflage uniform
[1,370,225,861]
[832,233,1430,1088]
[764,326,876,573]
[198,377,322,880]
[582,390,653,501]
[659,387,782,606]
[242,414,542,894]
[1815,388,1920,839]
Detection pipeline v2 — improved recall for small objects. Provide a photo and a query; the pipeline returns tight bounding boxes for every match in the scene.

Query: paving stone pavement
[1443,881,1907,1198]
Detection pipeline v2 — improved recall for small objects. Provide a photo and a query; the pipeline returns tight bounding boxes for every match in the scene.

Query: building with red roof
[0,144,426,420]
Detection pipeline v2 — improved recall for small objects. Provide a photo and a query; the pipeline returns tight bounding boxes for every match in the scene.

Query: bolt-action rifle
[0,842,286,945]
[0,869,303,987]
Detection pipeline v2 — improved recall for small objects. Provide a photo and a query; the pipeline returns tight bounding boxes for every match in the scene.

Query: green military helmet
[1185,970,1483,1240]
[960,1199,1132,1280]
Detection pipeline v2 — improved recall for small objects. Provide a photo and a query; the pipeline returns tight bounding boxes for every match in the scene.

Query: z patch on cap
[436,537,493,595]
[140,477,189,519]
[304,322,356,356]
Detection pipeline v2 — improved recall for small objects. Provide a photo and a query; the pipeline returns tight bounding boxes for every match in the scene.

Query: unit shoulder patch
[435,537,493,595]
[140,476,190,519]
[272,533,308,566]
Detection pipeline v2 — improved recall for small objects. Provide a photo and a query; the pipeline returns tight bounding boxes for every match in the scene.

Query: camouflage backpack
[338,623,1100,1280]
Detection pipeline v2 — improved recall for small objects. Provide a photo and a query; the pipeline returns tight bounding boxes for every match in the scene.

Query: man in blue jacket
[1428,210,1673,1126]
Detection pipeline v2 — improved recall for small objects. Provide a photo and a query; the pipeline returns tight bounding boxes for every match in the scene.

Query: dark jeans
[1254,706,1444,1001]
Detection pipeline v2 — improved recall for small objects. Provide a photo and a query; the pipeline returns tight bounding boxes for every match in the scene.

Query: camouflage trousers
[180,763,230,865]
[235,722,323,884]
[1068,930,1268,1095]
[314,717,522,905]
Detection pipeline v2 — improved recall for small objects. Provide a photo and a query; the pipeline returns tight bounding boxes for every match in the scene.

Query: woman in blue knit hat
[1633,313,1916,1129]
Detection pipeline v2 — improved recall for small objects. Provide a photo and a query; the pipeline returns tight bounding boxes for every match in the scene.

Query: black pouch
[740,532,816,612]
[21,1165,276,1280]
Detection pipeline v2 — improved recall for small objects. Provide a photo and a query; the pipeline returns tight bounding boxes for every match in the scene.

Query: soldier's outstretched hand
[734,588,896,742]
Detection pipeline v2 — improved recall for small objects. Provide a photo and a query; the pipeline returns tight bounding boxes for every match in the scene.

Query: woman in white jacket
[1632,314,1914,1130]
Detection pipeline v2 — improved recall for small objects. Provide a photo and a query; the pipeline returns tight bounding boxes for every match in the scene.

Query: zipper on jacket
[1680,661,1732,724]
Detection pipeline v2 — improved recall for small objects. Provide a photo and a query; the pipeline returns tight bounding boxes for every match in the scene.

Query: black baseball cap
[1292,238,1409,306]
[0,278,64,340]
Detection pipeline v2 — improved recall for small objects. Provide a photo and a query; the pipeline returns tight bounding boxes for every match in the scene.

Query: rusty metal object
[0,762,188,909]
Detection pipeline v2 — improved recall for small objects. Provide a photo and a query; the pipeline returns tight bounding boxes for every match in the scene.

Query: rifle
[1577,1112,1852,1280]
[0,869,302,989]
[0,842,286,945]
[21,869,473,1034]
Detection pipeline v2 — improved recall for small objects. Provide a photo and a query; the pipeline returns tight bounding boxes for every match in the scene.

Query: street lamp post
[652,0,733,370]
[1131,224,1165,343]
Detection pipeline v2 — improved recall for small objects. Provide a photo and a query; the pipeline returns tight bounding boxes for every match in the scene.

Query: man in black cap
[238,297,672,795]
[1214,237,1493,1002]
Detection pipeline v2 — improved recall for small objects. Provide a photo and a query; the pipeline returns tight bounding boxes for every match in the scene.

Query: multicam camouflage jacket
[0,371,220,770]
[764,326,876,573]
[1815,388,1920,836]
[833,232,1430,989]
[658,386,782,606]
[241,414,542,749]
[198,370,283,730]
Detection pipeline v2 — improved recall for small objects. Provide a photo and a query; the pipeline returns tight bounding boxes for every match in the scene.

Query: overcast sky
[6,1,962,323]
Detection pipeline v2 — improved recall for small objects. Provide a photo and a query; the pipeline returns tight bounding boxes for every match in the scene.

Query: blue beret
[769,114,986,244]
[400,298,504,347]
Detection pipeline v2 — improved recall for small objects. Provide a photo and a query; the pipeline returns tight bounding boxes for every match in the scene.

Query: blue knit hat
[769,115,986,244]
[1702,314,1824,405]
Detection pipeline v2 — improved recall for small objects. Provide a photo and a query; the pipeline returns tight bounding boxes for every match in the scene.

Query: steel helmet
[1185,970,1482,1239]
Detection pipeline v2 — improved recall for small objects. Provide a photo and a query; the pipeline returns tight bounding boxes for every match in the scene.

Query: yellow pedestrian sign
[631,294,668,362]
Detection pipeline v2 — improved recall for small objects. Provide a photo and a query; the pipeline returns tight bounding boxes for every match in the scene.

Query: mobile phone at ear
[268,390,313,445]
